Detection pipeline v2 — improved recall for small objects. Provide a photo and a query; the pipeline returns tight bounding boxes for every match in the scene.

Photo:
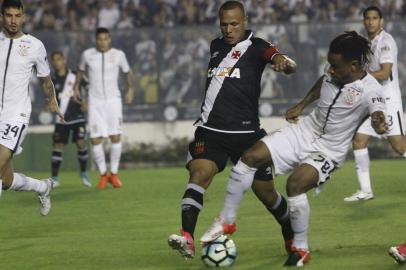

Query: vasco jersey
[300,73,385,165]
[0,32,50,124]
[194,30,281,133]
[368,30,401,104]
[78,48,130,100]
[53,70,86,124]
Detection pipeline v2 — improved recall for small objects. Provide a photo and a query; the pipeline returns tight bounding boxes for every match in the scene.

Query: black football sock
[181,183,206,238]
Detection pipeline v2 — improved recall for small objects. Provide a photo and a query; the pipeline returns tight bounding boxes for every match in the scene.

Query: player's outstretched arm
[371,111,388,134]
[40,76,64,122]
[285,75,324,123]
[124,70,135,105]
[271,54,297,74]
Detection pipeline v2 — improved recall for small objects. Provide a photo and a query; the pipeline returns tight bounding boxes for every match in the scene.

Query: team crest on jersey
[231,50,241,59]
[194,142,205,155]
[18,44,30,56]
[343,87,362,105]
[211,51,219,58]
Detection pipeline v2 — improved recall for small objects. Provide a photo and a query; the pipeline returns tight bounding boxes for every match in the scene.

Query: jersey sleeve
[35,42,51,77]
[364,87,386,114]
[379,39,395,64]
[119,51,130,73]
[78,51,87,72]
[262,41,281,63]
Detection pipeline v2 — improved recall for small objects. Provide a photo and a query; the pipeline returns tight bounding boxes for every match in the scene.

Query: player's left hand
[125,89,134,105]
[285,103,304,124]
[48,97,65,122]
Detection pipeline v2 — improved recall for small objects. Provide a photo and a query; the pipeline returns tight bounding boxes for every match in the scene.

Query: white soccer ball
[201,235,237,267]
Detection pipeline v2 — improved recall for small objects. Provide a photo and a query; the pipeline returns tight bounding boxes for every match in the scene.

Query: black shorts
[53,122,87,144]
[188,127,273,181]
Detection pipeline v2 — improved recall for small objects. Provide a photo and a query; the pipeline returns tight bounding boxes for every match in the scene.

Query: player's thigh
[385,103,405,136]
[0,145,13,186]
[260,126,301,175]
[0,122,28,156]
[105,99,123,137]
[53,124,70,145]
[88,103,108,138]
[186,128,228,187]
[72,122,87,144]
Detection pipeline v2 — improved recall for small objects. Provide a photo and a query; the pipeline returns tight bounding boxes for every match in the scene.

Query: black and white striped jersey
[194,30,280,133]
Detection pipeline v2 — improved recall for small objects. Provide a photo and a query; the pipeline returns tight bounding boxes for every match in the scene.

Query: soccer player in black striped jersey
[49,51,90,188]
[168,0,297,259]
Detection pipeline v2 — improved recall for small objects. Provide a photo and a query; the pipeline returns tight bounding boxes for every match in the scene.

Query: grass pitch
[0,160,405,270]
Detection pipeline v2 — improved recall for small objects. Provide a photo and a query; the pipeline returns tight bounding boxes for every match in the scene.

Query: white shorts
[357,102,404,138]
[261,125,338,185]
[0,121,28,155]
[88,98,123,138]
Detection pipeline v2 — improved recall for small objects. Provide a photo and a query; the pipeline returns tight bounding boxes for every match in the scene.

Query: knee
[352,135,368,149]
[390,142,406,155]
[189,168,212,187]
[286,177,304,196]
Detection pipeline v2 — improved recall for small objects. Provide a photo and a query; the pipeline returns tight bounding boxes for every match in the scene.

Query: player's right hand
[285,103,304,124]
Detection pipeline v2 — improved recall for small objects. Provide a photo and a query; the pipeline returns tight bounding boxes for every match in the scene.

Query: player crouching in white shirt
[200,31,387,266]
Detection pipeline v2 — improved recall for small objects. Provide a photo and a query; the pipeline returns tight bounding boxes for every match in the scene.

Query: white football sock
[354,148,372,193]
[9,173,47,194]
[403,151,406,158]
[92,144,107,175]
[110,142,122,174]
[288,193,310,250]
[220,160,257,224]
[0,179,2,197]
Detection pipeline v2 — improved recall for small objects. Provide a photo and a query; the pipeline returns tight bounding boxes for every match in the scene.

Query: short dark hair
[51,51,64,59]
[363,6,383,18]
[219,1,245,17]
[329,31,371,67]
[1,0,24,14]
[95,27,110,37]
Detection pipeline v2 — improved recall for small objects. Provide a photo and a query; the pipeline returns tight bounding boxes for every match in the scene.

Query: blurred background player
[168,0,296,259]
[49,51,90,188]
[344,6,406,202]
[0,0,63,215]
[73,27,134,189]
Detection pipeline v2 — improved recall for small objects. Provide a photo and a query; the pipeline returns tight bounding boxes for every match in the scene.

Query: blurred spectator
[98,0,120,29]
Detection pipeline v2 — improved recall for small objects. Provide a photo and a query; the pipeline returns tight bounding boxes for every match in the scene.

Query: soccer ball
[201,235,237,267]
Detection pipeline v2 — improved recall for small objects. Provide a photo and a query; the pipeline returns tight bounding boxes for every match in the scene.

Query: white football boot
[37,179,53,216]
[344,190,374,202]
[200,218,236,243]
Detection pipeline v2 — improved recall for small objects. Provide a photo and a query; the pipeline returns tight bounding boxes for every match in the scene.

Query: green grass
[0,160,405,270]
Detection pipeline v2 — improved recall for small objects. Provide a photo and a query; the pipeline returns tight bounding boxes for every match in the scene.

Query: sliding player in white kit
[74,27,134,189]
[0,0,63,215]
[200,31,388,266]
[344,6,406,202]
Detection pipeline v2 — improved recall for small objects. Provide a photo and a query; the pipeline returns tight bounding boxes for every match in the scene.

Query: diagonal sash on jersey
[57,70,76,124]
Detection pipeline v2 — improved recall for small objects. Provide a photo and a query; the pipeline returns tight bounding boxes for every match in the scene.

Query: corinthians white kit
[357,30,404,137]
[262,73,386,183]
[0,32,50,153]
[78,48,130,138]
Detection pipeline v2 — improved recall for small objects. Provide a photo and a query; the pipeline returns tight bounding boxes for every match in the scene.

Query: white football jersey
[0,32,50,123]
[300,73,386,165]
[79,48,130,100]
[368,30,401,104]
